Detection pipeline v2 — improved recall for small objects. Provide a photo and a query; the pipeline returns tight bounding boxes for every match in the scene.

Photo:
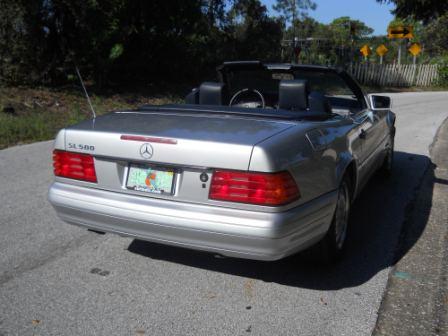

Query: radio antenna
[75,65,96,119]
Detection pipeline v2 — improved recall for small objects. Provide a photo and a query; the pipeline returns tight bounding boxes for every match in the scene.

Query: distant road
[1,92,447,336]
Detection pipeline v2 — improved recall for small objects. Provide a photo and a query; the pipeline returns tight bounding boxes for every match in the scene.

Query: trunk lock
[200,172,209,183]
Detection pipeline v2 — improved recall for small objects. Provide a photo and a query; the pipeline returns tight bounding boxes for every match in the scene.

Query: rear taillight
[53,150,97,183]
[209,170,300,206]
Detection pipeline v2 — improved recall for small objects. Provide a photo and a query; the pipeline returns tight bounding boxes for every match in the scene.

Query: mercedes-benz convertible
[49,61,395,262]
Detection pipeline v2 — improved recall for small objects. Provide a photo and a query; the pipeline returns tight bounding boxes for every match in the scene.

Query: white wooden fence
[347,63,439,87]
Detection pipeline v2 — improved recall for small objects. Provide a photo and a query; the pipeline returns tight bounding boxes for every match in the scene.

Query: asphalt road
[1,92,447,336]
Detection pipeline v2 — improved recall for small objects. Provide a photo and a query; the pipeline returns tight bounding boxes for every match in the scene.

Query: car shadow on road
[128,151,434,289]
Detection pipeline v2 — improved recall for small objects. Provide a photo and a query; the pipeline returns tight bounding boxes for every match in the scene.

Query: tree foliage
[273,0,316,24]
[226,0,283,61]
[1,0,446,88]
[377,0,448,22]
[422,14,448,56]
[0,0,284,86]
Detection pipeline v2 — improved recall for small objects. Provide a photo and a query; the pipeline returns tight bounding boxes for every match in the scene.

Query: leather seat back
[199,82,227,106]
[278,79,309,110]
[308,91,332,114]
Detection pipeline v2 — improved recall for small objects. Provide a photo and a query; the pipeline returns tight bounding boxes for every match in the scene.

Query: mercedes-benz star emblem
[139,143,154,159]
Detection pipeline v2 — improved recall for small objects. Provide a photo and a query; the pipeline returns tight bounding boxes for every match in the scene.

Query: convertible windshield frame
[218,62,367,110]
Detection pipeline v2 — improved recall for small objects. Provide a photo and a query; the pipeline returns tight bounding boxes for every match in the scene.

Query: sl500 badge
[68,143,95,151]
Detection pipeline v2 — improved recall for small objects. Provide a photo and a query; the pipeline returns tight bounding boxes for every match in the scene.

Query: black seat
[185,88,199,104]
[308,91,332,115]
[278,79,309,110]
[199,82,227,106]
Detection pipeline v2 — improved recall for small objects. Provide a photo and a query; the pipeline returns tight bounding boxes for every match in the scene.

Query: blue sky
[263,0,396,36]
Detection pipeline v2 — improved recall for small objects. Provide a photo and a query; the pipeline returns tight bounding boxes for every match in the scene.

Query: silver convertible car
[49,61,395,262]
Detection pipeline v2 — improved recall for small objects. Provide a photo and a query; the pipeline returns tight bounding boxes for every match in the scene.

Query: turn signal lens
[53,150,97,183]
[209,170,300,206]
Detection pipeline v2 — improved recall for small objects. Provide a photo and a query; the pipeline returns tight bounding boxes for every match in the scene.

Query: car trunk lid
[65,111,295,170]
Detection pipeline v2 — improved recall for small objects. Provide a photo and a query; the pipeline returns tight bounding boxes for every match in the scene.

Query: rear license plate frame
[125,163,177,195]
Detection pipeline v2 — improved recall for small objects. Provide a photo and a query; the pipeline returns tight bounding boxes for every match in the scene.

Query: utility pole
[349,20,355,67]
[291,0,297,63]
[291,0,296,39]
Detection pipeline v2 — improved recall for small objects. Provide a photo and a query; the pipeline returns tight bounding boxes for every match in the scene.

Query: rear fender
[336,152,358,199]
[387,111,396,137]
[54,129,66,150]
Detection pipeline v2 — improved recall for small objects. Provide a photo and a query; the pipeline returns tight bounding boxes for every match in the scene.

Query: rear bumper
[48,182,337,261]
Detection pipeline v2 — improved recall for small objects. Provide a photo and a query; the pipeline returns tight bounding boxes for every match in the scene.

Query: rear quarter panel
[249,119,358,206]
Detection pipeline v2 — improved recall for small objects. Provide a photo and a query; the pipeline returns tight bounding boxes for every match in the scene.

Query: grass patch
[0,113,54,147]
[0,86,182,149]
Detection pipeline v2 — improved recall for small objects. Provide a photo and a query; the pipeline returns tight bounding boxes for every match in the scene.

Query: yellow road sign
[360,44,371,57]
[408,43,422,56]
[376,44,388,56]
[387,26,413,39]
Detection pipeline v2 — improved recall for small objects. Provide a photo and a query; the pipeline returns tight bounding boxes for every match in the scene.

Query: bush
[438,58,448,86]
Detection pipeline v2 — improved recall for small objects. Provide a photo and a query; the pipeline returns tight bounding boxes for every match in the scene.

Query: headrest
[278,79,309,110]
[185,88,199,104]
[199,82,227,106]
[308,91,332,114]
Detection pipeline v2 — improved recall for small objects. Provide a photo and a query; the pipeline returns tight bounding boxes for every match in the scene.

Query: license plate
[126,164,175,195]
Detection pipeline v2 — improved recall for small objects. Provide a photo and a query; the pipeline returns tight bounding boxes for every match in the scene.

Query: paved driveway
[1,92,447,336]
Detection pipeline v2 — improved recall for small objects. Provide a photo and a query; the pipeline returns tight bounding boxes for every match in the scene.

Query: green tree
[422,14,448,56]
[287,16,374,65]
[377,0,448,22]
[226,0,283,61]
[283,16,321,40]
[273,0,316,26]
[0,0,222,86]
[0,1,50,84]
[329,17,374,41]
[326,17,373,64]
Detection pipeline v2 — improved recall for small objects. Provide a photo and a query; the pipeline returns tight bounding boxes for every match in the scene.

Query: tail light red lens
[53,150,97,183]
[209,170,300,206]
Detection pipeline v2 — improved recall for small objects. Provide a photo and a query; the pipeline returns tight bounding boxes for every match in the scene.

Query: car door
[352,109,380,171]
[353,105,390,182]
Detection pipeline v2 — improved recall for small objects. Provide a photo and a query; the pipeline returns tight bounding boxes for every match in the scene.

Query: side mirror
[369,94,391,110]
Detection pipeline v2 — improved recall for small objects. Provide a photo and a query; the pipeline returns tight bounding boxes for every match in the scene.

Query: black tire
[379,135,394,177]
[311,176,352,264]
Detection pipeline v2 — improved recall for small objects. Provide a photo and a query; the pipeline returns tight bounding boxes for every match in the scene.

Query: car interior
[185,67,365,118]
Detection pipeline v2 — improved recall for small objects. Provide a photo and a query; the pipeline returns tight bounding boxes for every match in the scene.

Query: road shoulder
[374,117,448,336]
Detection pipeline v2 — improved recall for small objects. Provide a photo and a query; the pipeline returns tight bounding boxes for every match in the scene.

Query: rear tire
[311,176,351,264]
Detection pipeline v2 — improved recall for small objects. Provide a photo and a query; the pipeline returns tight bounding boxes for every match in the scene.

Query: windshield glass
[226,70,281,96]
[224,67,363,113]
[293,69,354,96]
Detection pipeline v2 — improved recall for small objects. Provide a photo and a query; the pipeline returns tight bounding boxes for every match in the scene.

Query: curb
[374,117,448,336]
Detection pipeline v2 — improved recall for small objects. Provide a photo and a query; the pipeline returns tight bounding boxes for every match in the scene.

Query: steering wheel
[229,88,266,109]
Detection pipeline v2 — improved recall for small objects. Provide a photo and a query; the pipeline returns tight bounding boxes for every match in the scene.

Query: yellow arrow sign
[360,44,371,57]
[376,44,388,56]
[387,26,413,39]
[408,43,422,56]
